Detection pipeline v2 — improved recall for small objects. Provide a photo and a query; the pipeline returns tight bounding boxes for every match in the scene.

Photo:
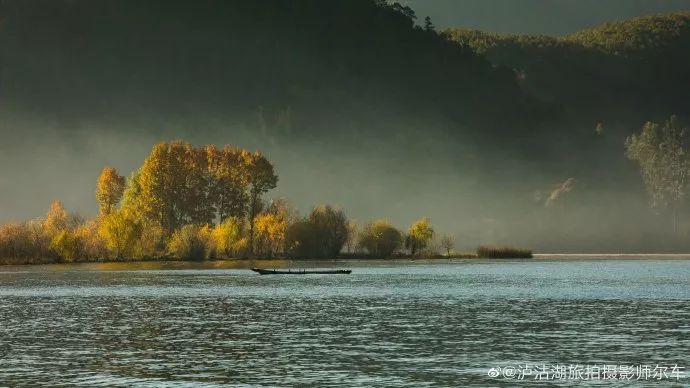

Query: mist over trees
[0,141,463,264]
[0,1,690,252]
[626,116,690,233]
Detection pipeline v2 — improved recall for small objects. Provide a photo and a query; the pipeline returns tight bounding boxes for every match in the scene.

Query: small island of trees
[0,141,531,265]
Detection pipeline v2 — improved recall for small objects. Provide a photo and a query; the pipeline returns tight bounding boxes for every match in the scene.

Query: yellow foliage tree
[254,212,288,257]
[213,146,250,222]
[212,217,247,258]
[98,209,143,259]
[245,152,278,256]
[404,217,434,256]
[44,200,68,236]
[96,167,126,215]
[50,230,84,262]
[75,219,107,259]
[167,224,213,260]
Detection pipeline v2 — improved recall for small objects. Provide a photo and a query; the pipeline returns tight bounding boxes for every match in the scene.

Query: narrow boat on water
[250,268,352,275]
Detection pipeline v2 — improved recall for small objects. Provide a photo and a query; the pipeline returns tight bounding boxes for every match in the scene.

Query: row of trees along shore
[3,111,683,265]
[0,141,467,265]
[12,111,687,265]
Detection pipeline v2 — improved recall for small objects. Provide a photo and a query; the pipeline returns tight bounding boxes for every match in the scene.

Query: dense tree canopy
[286,206,350,258]
[358,220,403,258]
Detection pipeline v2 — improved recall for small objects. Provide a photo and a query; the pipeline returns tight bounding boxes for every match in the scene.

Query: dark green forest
[447,12,690,131]
[3,2,687,161]
[1,0,690,251]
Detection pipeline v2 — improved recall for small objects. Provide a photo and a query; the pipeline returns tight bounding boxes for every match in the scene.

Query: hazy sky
[404,0,690,35]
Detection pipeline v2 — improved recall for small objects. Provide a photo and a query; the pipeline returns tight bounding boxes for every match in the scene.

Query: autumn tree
[44,200,69,236]
[212,217,247,258]
[245,152,278,256]
[49,230,85,262]
[213,146,250,222]
[625,115,690,232]
[358,220,402,258]
[98,208,143,259]
[96,167,125,215]
[167,224,212,260]
[76,219,108,259]
[27,218,50,259]
[253,199,296,257]
[136,141,209,232]
[133,142,276,241]
[136,142,182,233]
[404,217,434,255]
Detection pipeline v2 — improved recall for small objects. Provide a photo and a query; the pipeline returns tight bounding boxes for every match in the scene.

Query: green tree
[424,16,434,32]
[625,115,690,233]
[286,220,318,258]
[358,220,402,258]
[286,205,349,258]
[308,205,349,258]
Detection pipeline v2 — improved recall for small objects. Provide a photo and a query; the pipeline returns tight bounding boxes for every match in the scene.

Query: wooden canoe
[250,268,352,275]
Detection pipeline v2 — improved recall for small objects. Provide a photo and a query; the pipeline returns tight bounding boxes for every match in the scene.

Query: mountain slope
[445,12,690,135]
[0,0,542,144]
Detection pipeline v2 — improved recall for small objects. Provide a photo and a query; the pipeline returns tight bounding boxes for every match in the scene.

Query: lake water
[1,259,689,386]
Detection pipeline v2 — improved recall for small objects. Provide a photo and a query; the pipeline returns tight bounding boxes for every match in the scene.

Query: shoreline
[1,254,690,270]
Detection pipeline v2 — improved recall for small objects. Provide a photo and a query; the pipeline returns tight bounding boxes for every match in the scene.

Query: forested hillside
[6,1,688,159]
[0,0,544,144]
[446,12,690,135]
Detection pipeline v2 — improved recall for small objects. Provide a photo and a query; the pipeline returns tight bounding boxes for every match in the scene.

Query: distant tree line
[0,141,456,264]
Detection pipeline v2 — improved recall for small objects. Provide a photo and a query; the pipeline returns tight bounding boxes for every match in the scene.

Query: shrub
[136,222,165,259]
[168,225,213,260]
[358,220,402,258]
[0,220,54,263]
[74,220,107,260]
[50,230,85,262]
[212,217,248,258]
[476,245,532,258]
